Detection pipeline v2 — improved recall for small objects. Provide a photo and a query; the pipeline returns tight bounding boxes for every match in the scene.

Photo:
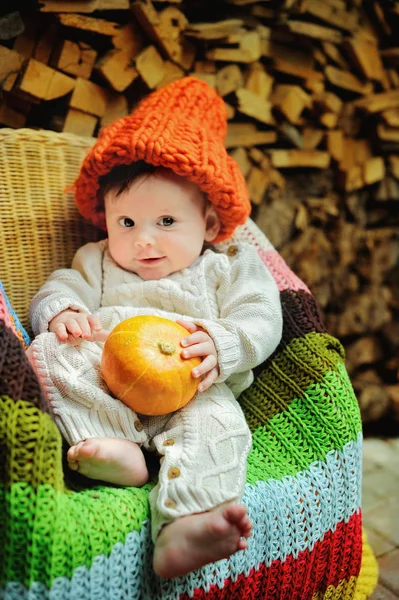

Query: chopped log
[13,18,39,58]
[388,155,399,179]
[302,128,324,150]
[321,41,350,71]
[338,165,364,191]
[377,123,399,143]
[354,90,399,113]
[63,108,97,137]
[247,166,270,205]
[216,64,243,97]
[112,23,144,54]
[381,109,399,127]
[286,20,343,44]
[234,88,274,125]
[345,335,383,372]
[271,58,324,83]
[354,372,390,423]
[70,77,110,117]
[380,48,399,66]
[387,385,399,420]
[279,122,304,148]
[135,45,166,89]
[225,123,277,148]
[184,19,243,40]
[325,65,373,95]
[191,72,216,88]
[313,90,343,114]
[386,69,399,88]
[206,30,262,63]
[157,61,184,89]
[271,84,311,123]
[57,13,119,36]
[0,46,26,92]
[262,39,315,70]
[16,58,75,101]
[244,62,273,100]
[52,40,97,79]
[40,0,129,10]
[194,61,216,74]
[100,94,128,128]
[229,147,251,177]
[299,0,358,32]
[96,49,139,92]
[319,112,339,128]
[364,157,386,185]
[343,37,385,82]
[132,2,195,70]
[326,129,344,161]
[270,150,330,168]
[34,23,58,64]
[0,99,27,128]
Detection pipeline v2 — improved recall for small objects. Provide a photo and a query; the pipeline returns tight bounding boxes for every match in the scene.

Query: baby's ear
[204,204,221,242]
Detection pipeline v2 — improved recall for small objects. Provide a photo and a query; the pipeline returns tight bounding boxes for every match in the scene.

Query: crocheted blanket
[0,249,378,599]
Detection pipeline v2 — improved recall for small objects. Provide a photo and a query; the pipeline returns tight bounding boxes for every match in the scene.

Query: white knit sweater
[30,240,283,396]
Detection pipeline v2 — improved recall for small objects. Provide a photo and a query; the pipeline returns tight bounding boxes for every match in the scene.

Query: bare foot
[67,438,148,486]
[153,503,252,579]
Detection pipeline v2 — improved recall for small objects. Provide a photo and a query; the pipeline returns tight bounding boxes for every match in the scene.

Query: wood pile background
[0,0,398,426]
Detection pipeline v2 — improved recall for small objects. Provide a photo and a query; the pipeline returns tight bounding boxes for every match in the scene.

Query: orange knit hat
[74,76,251,243]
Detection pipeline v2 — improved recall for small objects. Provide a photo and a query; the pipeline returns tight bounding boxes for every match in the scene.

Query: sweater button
[134,420,144,432]
[165,498,177,509]
[168,467,180,479]
[163,439,175,446]
[226,244,239,256]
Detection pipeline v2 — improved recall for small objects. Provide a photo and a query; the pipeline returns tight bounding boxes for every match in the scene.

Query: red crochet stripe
[180,511,363,600]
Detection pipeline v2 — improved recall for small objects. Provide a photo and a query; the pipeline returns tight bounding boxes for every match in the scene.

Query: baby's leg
[27,332,148,485]
[145,384,252,578]
[67,438,148,486]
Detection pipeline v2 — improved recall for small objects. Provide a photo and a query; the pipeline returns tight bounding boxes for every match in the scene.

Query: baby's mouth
[138,257,165,264]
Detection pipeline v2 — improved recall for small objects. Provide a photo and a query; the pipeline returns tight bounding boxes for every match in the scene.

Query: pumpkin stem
[158,340,176,355]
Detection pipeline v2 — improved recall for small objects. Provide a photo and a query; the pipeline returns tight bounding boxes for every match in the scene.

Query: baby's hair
[99,161,209,213]
[98,160,157,199]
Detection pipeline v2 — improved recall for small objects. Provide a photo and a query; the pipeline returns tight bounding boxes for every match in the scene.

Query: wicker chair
[0,127,378,600]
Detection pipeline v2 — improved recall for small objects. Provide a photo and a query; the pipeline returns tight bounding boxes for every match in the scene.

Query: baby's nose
[135,229,155,247]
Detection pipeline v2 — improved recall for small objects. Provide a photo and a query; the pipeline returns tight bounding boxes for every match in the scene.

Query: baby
[27,77,283,579]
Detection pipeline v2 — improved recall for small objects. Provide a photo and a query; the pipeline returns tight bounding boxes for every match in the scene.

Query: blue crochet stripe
[0,282,31,346]
[2,433,362,600]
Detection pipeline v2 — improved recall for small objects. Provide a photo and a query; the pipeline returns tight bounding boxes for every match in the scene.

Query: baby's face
[104,171,220,280]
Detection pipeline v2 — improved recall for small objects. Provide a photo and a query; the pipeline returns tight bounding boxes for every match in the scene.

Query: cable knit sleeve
[30,241,105,336]
[193,245,283,383]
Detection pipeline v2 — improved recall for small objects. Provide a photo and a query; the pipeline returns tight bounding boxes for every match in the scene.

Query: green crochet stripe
[0,397,64,488]
[241,331,346,430]
[246,361,362,483]
[0,481,150,588]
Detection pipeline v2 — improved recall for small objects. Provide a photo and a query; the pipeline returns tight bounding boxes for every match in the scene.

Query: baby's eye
[119,217,134,228]
[159,217,175,227]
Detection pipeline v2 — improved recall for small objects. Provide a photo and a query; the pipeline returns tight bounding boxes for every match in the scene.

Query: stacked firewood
[0,0,398,425]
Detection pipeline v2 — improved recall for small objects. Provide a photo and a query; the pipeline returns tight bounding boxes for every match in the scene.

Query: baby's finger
[182,341,214,360]
[90,329,110,343]
[65,318,84,337]
[87,314,102,331]
[77,318,92,339]
[197,367,219,392]
[176,319,198,334]
[181,331,209,348]
[54,322,68,341]
[192,354,217,377]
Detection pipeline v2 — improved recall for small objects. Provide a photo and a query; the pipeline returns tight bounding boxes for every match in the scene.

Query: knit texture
[0,224,378,599]
[73,77,251,243]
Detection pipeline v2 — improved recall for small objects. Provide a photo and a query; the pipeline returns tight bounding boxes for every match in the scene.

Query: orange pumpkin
[101,316,201,416]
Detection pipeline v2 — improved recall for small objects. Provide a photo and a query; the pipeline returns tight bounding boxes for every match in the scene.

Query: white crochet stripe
[2,433,362,600]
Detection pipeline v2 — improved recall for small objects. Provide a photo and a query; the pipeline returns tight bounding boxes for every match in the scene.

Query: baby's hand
[49,310,109,342]
[177,320,219,393]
